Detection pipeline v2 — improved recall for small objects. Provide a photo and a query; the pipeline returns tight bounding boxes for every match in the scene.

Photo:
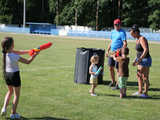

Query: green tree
[122,0,149,27]
[0,0,13,24]
[148,0,160,30]
[49,0,71,24]
[26,0,50,23]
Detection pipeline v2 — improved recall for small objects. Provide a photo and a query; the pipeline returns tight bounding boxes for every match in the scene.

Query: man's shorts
[118,77,128,89]
[108,56,119,69]
[4,71,21,87]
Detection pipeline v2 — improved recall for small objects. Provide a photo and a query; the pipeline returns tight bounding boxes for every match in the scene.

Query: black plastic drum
[74,48,105,84]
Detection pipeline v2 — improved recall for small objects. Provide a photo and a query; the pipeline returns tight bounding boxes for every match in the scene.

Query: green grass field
[0,33,160,120]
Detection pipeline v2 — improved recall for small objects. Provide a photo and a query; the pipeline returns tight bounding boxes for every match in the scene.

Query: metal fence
[0,25,160,42]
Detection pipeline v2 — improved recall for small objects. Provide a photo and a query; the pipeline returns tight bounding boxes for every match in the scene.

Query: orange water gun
[29,42,52,56]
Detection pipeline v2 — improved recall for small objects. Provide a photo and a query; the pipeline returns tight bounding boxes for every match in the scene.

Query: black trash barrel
[74,48,105,84]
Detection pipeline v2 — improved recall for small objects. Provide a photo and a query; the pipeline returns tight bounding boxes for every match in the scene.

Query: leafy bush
[0,15,12,24]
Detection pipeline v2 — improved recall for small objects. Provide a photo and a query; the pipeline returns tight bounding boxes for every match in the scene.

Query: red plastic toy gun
[29,42,52,56]
[115,49,120,57]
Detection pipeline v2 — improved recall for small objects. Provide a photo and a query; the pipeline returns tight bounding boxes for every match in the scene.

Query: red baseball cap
[114,19,121,25]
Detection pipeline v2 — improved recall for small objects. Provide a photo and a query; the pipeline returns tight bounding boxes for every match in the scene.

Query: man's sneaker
[15,113,21,119]
[112,85,119,90]
[91,93,97,96]
[10,114,15,119]
[108,82,115,87]
[1,107,6,116]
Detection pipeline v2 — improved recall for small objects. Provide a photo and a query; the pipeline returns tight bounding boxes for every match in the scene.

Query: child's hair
[1,37,14,77]
[122,47,129,55]
[90,55,99,64]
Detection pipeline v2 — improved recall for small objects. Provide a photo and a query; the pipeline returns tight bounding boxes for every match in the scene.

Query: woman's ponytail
[1,37,13,79]
[2,50,6,78]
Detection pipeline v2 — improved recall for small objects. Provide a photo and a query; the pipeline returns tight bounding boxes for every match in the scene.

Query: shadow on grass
[126,95,160,100]
[127,81,138,86]
[149,88,160,91]
[98,93,160,100]
[103,80,138,86]
[103,80,111,85]
[125,87,160,92]
[5,116,69,120]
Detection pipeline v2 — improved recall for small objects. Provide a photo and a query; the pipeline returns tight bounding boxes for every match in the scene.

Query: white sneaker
[91,93,97,96]
[1,107,6,116]
[15,113,21,119]
[10,114,15,119]
[132,91,141,96]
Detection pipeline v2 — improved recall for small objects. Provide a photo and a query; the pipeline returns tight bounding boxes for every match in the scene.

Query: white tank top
[90,64,98,79]
[5,53,20,72]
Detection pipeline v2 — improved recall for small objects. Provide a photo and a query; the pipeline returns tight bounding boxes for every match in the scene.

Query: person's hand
[33,51,40,57]
[132,61,137,66]
[93,72,96,75]
[133,58,141,66]
[105,52,109,57]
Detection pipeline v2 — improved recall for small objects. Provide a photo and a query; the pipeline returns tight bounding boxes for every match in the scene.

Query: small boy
[113,47,129,98]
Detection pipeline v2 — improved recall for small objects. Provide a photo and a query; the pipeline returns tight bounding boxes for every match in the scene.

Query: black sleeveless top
[136,42,150,58]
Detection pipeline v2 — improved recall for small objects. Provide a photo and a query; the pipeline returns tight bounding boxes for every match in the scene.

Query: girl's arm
[18,52,39,64]
[89,65,95,75]
[12,49,30,55]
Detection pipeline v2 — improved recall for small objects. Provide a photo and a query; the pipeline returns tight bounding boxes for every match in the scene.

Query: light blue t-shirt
[110,29,126,51]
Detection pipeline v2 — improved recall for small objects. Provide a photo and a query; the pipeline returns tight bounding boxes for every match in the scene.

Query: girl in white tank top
[89,55,99,96]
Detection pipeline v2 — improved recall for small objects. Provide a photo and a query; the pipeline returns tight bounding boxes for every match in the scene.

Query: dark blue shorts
[4,71,21,87]
[108,57,119,69]
[136,56,152,67]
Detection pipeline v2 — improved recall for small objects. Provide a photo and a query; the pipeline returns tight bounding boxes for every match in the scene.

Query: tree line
[0,0,159,30]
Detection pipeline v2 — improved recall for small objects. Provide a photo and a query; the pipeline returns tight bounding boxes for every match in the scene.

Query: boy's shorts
[118,77,128,89]
[4,71,21,87]
[90,77,98,85]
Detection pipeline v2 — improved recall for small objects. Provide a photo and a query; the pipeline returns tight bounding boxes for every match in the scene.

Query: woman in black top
[130,24,152,97]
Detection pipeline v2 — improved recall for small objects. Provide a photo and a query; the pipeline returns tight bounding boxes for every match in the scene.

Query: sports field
[0,33,160,120]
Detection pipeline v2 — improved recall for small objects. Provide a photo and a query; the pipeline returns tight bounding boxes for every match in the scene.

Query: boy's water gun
[29,42,52,56]
[95,66,103,76]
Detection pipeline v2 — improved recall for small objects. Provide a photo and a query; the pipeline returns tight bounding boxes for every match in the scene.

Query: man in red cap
[106,18,127,89]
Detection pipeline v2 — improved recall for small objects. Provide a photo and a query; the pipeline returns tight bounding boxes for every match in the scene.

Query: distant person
[130,24,152,98]
[106,18,127,88]
[112,47,129,98]
[89,55,99,96]
[1,37,39,119]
